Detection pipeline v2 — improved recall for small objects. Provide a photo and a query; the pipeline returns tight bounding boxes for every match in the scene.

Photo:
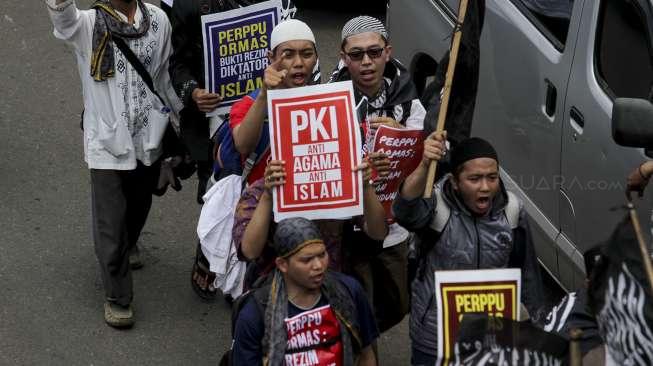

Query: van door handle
[545,79,557,117]
[570,107,585,138]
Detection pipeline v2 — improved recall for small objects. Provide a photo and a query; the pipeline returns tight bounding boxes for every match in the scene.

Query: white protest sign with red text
[268,81,363,221]
[371,125,424,223]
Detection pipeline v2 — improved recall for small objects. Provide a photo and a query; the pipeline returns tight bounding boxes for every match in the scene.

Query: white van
[387,0,653,290]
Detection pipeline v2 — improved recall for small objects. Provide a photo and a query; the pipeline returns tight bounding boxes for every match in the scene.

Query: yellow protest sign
[435,268,521,360]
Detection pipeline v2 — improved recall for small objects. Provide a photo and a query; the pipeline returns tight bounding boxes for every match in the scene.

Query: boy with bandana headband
[46,0,182,327]
[232,217,379,366]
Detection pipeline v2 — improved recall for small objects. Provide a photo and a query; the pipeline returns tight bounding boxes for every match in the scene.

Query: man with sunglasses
[329,16,427,333]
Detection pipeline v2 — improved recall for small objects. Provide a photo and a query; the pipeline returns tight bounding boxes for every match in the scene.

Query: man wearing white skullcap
[229,19,318,185]
[269,18,316,51]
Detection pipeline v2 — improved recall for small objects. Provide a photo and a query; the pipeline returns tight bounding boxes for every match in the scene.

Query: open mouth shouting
[290,72,307,85]
[474,196,491,214]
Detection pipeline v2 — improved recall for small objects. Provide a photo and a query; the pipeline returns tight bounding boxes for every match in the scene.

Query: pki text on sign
[268,81,363,221]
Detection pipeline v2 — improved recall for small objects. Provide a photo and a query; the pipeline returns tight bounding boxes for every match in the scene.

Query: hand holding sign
[354,152,389,186]
[267,81,364,221]
[263,56,289,91]
[364,151,391,184]
[192,88,223,113]
[371,126,424,221]
[369,116,403,131]
[422,130,448,165]
[264,159,287,192]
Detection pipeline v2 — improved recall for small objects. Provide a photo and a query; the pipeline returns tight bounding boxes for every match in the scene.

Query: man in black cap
[393,132,545,365]
[232,217,379,366]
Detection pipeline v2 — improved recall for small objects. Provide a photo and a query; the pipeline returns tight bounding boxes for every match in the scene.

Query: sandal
[191,243,218,301]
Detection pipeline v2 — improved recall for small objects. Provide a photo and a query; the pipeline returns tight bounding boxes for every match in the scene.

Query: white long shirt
[46,0,182,170]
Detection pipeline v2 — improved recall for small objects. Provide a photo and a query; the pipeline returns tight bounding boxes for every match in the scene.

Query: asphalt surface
[0,2,411,365]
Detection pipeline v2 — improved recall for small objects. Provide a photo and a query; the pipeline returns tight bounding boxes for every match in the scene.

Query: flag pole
[627,201,653,293]
[424,0,471,198]
[568,328,583,366]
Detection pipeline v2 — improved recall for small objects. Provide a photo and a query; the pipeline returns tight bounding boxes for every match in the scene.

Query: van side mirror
[611,97,653,148]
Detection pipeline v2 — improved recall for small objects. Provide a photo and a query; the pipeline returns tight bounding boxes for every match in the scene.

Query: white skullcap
[270,19,316,50]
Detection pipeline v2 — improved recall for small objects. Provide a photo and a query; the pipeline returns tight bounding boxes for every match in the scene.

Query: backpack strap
[505,191,521,229]
[429,187,451,233]
[230,283,270,337]
[112,36,166,108]
[240,124,270,188]
[240,147,268,188]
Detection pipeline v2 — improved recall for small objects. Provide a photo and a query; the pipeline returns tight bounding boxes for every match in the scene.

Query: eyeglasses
[345,47,385,61]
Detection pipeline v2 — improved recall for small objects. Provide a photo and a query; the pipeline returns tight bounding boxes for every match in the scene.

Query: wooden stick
[627,201,653,294]
[569,328,583,366]
[424,0,471,198]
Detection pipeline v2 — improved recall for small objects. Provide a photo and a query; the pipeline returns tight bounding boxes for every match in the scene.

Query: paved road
[0,2,410,365]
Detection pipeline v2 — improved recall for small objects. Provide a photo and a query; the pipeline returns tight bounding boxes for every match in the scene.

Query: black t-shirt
[232,273,379,365]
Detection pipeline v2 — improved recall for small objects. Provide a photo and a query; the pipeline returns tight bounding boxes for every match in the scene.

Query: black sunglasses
[345,47,385,61]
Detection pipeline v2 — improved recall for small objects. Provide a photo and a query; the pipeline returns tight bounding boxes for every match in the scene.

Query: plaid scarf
[90,0,150,81]
[262,270,361,366]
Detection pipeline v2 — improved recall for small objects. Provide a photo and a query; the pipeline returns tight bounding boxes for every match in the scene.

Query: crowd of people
[46,0,629,365]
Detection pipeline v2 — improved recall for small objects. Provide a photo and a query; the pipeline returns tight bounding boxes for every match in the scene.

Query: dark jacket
[392,176,546,356]
[329,58,423,126]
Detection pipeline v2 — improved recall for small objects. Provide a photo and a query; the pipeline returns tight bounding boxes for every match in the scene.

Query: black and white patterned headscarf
[272,217,323,258]
[341,15,388,42]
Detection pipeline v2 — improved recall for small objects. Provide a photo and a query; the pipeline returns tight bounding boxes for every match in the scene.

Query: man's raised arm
[46,0,91,48]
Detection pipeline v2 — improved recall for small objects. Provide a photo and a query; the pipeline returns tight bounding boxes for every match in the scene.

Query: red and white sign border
[267,81,363,221]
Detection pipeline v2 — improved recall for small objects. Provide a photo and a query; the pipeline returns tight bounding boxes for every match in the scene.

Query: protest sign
[371,125,423,222]
[435,268,521,360]
[267,81,363,221]
[202,0,281,115]
[443,314,568,365]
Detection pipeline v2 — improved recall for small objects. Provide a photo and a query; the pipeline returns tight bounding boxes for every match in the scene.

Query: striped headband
[273,217,324,258]
[341,15,388,41]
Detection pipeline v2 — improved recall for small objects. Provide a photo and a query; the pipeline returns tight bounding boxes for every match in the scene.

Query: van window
[595,0,653,100]
[511,0,574,48]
